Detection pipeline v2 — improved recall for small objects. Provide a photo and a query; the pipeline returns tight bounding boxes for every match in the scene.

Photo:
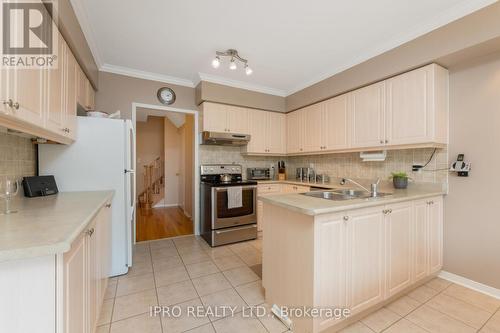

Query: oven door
[212,185,257,229]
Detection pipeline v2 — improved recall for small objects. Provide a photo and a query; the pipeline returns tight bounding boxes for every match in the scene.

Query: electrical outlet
[412,165,423,172]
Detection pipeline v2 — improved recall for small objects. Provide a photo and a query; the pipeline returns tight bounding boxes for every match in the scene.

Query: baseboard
[439,270,500,300]
[152,203,179,208]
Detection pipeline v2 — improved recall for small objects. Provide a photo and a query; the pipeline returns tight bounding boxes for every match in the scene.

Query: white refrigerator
[38,116,136,277]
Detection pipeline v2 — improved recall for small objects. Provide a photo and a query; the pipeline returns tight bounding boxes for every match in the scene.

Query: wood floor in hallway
[136,206,193,242]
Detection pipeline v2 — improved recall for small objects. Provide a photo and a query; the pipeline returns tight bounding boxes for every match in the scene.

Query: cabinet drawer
[258,184,281,194]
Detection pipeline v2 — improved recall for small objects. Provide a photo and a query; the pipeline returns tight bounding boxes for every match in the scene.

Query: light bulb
[211,56,220,69]
[245,65,253,75]
[229,58,237,70]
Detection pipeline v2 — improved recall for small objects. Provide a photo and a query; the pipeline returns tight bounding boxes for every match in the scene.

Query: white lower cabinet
[64,203,111,333]
[384,201,413,297]
[0,200,112,333]
[347,206,385,315]
[257,183,310,231]
[312,196,443,331]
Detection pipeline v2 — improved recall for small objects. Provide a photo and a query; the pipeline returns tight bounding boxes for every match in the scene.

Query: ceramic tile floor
[97,233,500,333]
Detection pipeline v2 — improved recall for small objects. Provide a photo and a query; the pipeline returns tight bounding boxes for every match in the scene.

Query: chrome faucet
[340,178,381,197]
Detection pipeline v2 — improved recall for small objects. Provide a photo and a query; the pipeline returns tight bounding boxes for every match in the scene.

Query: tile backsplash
[0,131,37,181]
[200,145,448,184]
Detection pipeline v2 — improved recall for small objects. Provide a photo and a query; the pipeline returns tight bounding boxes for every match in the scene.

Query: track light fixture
[211,49,252,75]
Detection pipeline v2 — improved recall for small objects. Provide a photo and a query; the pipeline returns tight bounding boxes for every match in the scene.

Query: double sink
[302,189,391,201]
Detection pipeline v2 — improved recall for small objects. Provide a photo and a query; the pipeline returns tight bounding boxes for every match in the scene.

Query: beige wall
[286,1,500,111]
[136,117,164,195]
[96,72,197,120]
[196,81,286,112]
[444,52,500,289]
[164,117,181,206]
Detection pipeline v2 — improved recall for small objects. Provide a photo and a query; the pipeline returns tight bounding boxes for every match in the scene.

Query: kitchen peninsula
[261,183,445,333]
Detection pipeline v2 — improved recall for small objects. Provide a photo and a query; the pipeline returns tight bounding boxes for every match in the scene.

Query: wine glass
[0,178,20,215]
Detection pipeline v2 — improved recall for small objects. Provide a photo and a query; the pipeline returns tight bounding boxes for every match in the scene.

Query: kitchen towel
[227,186,243,209]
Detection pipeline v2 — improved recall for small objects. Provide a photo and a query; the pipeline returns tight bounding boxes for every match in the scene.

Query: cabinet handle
[12,101,19,110]
[105,203,111,208]
[86,228,95,237]
[385,139,389,144]
[343,216,349,221]
[383,209,393,215]
[380,140,384,144]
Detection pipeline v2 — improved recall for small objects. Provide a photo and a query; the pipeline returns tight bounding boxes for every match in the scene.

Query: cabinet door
[286,111,302,154]
[85,80,95,111]
[64,232,86,333]
[46,33,66,134]
[386,66,430,145]
[266,112,286,154]
[202,102,227,132]
[414,200,429,281]
[65,47,77,139]
[76,67,87,109]
[347,207,385,314]
[428,196,443,274]
[315,214,348,330]
[247,109,267,153]
[0,68,9,115]
[226,106,248,134]
[322,94,349,150]
[350,82,385,148]
[302,104,322,152]
[385,202,413,297]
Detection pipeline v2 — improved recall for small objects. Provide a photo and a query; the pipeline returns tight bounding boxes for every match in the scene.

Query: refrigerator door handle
[125,169,135,174]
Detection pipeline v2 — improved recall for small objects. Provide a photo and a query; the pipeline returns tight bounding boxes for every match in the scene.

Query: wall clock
[157,87,176,105]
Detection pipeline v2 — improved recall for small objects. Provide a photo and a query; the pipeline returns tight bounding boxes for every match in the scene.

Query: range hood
[201,131,251,146]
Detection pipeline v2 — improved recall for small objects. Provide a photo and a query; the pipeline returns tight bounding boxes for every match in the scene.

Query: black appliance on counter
[200,164,257,247]
[22,175,58,197]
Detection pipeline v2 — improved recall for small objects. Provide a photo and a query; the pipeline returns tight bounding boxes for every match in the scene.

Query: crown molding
[286,0,497,95]
[197,73,287,97]
[100,64,196,88]
[69,0,103,68]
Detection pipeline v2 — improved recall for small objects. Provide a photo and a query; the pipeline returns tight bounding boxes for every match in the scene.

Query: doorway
[132,103,199,242]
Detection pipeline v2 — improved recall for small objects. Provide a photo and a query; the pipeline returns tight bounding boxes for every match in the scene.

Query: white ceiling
[71,0,495,96]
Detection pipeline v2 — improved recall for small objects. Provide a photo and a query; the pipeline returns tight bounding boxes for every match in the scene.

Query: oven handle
[213,185,257,192]
[215,224,257,234]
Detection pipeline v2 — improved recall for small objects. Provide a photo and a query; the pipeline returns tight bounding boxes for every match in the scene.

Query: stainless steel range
[200,164,258,247]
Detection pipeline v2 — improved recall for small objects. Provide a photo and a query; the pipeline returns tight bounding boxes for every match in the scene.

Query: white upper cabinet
[266,112,286,154]
[201,102,227,132]
[322,94,349,151]
[0,13,92,144]
[201,102,248,134]
[286,109,304,154]
[246,109,285,154]
[247,108,268,153]
[350,81,386,149]
[386,64,448,145]
[302,103,323,152]
[46,33,66,134]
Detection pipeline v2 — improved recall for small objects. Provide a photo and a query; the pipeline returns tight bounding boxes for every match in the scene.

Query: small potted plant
[390,172,411,189]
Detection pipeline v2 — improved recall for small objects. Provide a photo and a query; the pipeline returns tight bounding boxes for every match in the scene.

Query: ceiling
[70,0,495,96]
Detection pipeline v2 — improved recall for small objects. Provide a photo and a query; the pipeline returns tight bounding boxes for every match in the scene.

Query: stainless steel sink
[302,189,392,201]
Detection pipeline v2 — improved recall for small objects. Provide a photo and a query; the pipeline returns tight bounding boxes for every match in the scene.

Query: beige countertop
[259,184,446,216]
[0,191,114,263]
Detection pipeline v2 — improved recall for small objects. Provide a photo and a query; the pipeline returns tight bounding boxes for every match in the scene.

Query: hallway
[136,206,193,242]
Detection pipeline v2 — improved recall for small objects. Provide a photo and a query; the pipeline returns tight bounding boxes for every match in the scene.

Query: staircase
[138,157,165,211]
